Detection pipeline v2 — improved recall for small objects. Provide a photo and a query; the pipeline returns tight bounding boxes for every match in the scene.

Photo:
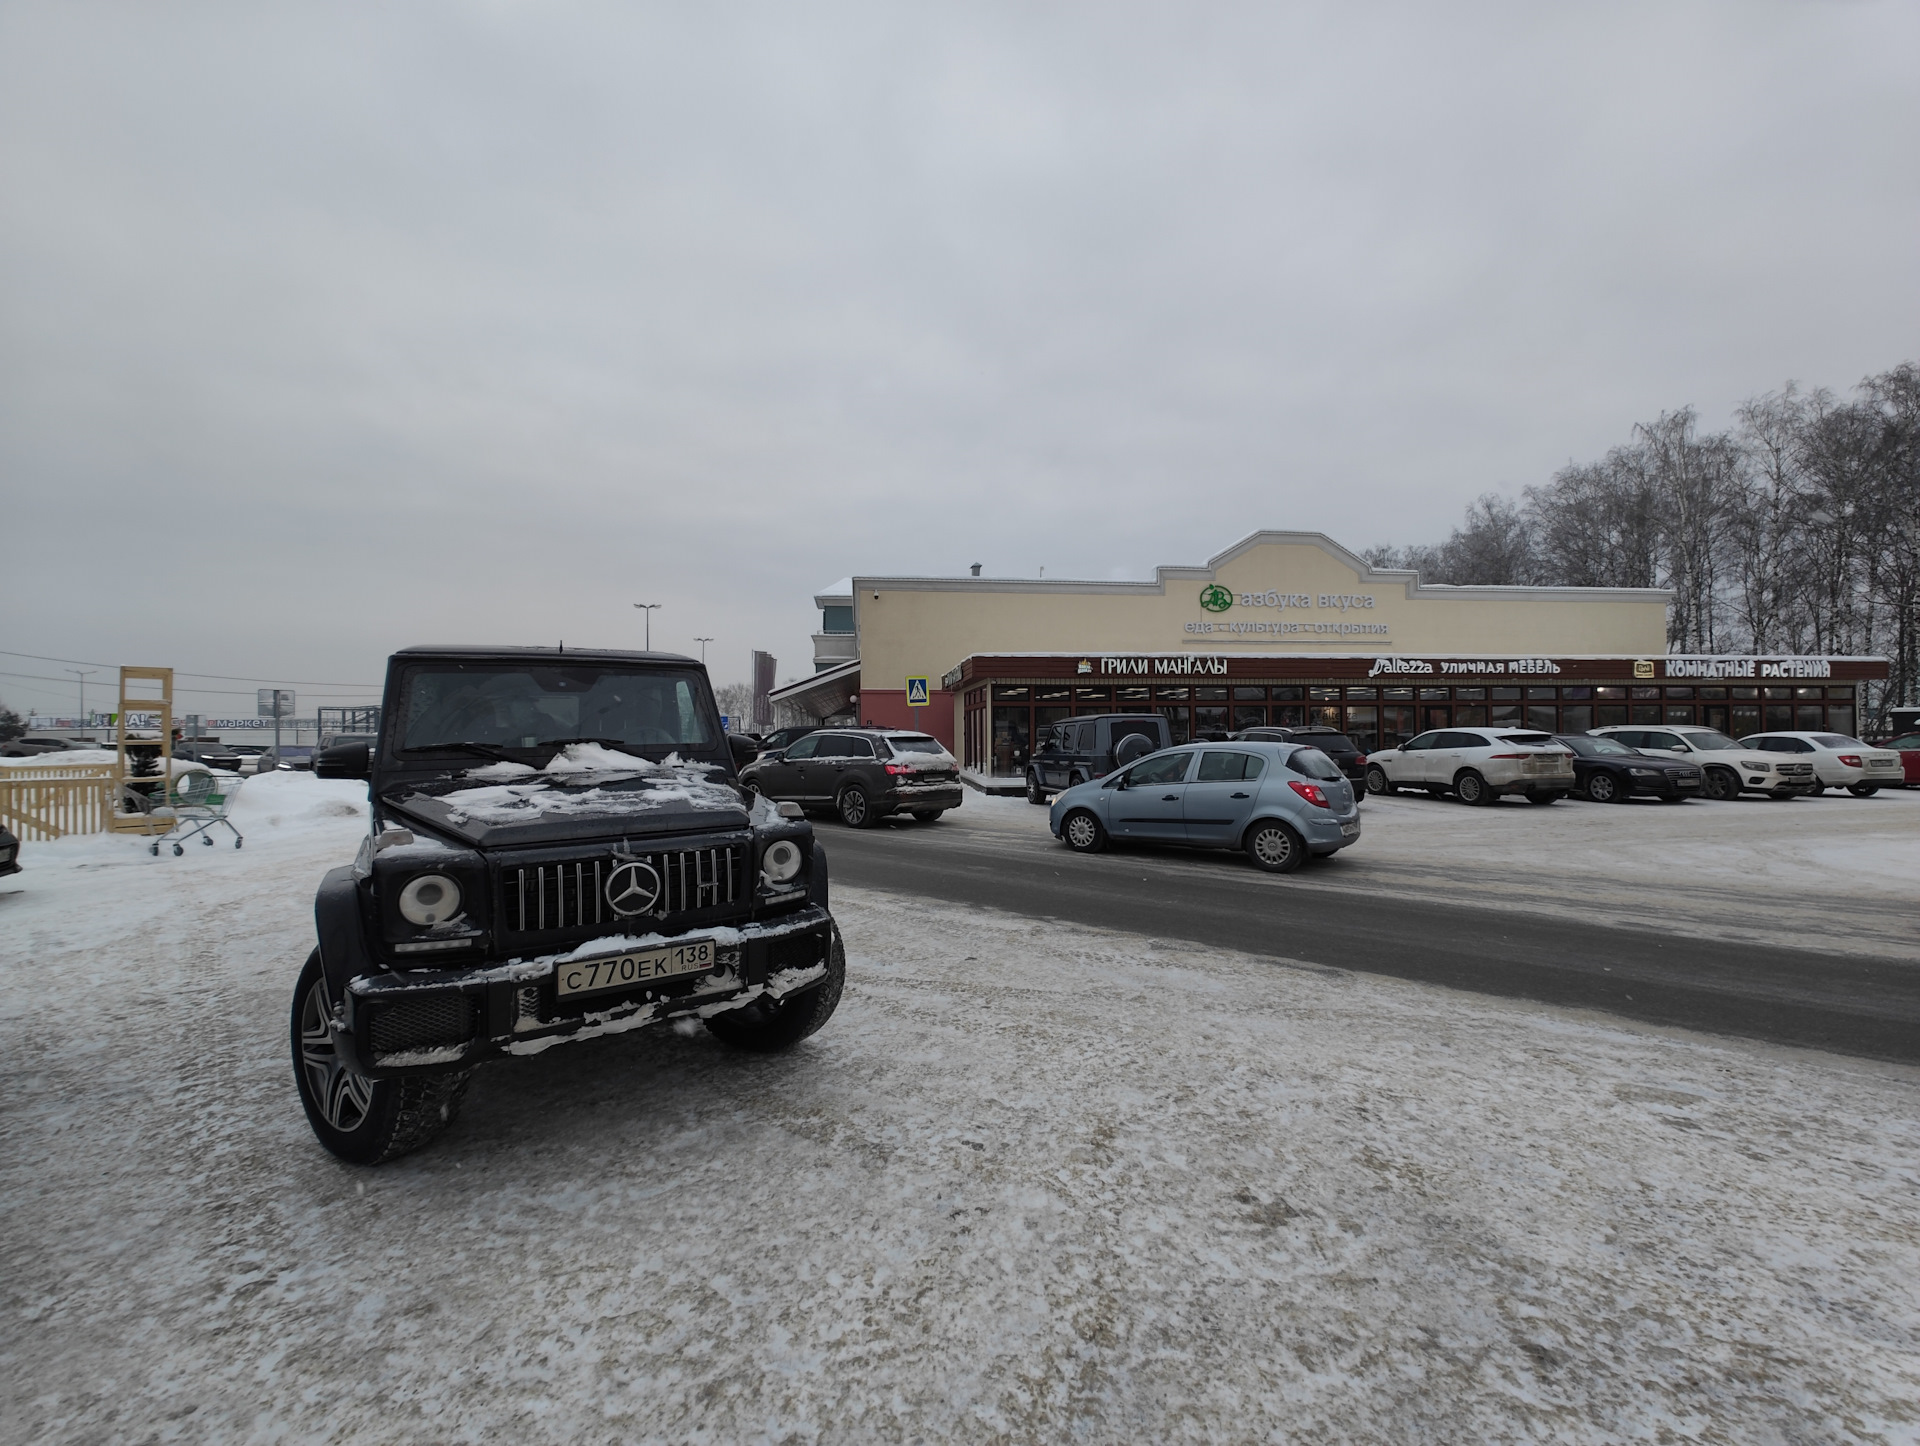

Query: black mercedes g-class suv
[1025,714,1171,802]
[295,645,842,1164]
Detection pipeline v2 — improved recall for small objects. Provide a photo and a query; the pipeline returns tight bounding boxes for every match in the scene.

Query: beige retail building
[769,531,1886,781]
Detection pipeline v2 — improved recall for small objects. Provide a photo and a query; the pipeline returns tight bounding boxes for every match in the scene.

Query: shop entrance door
[1702,705,1730,734]
[1423,706,1450,732]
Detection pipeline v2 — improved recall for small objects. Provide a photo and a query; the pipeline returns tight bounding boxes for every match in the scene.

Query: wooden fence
[0,764,120,841]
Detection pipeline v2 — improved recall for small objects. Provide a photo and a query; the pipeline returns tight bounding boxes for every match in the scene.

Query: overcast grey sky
[3,2,1916,712]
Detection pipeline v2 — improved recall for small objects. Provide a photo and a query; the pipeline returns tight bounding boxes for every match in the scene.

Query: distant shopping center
[769,532,1888,781]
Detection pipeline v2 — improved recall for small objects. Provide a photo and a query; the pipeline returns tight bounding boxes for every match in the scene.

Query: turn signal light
[1288,780,1331,808]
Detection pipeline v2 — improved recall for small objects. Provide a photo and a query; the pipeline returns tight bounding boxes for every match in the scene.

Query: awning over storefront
[767,658,860,721]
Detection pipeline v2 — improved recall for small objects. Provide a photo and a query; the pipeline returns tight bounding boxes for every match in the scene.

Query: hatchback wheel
[1244,820,1305,873]
[1586,773,1619,804]
[837,785,875,828]
[1847,784,1879,798]
[1062,809,1106,853]
[1454,770,1492,806]
[1365,765,1393,796]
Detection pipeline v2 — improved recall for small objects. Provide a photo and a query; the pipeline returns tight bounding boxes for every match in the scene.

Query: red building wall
[857,688,956,749]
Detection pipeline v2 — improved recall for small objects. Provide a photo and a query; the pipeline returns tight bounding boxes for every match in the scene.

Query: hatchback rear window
[1285,747,1342,782]
[886,736,947,755]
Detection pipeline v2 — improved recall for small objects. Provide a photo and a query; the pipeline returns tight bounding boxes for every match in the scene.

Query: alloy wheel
[299,979,372,1133]
[1588,774,1616,803]
[838,787,868,826]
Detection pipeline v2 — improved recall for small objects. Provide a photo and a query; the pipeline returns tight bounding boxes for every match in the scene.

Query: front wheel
[1807,783,1826,797]
[705,927,846,1052]
[1061,809,1107,853]
[1454,770,1492,806]
[290,950,471,1166]
[837,785,876,828]
[1586,773,1620,804]
[1847,784,1880,798]
[1026,772,1048,805]
[1245,820,1305,874]
[1703,768,1738,801]
[1365,765,1393,796]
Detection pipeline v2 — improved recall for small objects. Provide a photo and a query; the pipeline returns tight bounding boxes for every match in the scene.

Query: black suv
[297,645,842,1165]
[1025,714,1172,803]
[740,729,962,827]
[1232,726,1368,791]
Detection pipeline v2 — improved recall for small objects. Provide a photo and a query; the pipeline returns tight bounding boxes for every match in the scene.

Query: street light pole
[693,636,714,664]
[632,602,661,651]
[67,668,96,734]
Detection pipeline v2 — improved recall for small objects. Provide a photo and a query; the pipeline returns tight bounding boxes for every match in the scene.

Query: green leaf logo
[1199,584,1233,613]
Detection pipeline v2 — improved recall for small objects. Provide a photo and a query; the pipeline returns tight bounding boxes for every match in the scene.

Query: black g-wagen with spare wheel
[296,646,842,1164]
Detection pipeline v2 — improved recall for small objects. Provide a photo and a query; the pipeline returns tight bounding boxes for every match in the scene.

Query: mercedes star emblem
[605,859,663,917]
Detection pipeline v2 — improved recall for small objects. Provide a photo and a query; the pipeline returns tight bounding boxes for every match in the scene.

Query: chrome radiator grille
[502,845,743,934]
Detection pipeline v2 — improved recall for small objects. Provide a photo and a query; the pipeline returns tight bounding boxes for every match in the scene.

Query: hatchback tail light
[1838,755,1861,767]
[1288,780,1331,808]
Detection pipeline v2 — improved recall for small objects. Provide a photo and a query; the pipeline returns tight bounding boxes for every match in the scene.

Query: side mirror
[727,733,761,767]
[313,741,370,781]
[761,748,787,763]
[1672,742,1691,752]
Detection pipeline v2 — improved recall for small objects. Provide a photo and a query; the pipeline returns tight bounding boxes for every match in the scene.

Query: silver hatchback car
[1047,741,1361,873]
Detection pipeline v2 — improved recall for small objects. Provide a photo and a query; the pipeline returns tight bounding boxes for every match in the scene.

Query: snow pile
[434,745,737,825]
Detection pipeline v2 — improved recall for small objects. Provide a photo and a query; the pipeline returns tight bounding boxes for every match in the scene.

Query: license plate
[1340,822,1361,837]
[555,939,715,998]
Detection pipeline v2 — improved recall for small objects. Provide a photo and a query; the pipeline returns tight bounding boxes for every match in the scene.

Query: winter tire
[1847,784,1879,798]
[1061,809,1106,853]
[1455,770,1491,806]
[1026,772,1047,805]
[1807,783,1826,797]
[705,927,845,1053]
[1586,773,1619,804]
[1527,791,1563,805]
[910,810,946,823]
[291,950,472,1166]
[1365,765,1393,796]
[1703,768,1738,801]
[1244,820,1305,874]
[837,785,875,828]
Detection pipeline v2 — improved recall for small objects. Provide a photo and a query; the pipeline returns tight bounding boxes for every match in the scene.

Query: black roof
[393,645,700,666]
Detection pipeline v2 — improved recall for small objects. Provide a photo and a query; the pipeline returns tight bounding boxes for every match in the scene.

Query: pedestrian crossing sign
[905,676,930,708]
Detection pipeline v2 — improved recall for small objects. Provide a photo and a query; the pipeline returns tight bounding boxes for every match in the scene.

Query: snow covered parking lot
[3,774,1918,1442]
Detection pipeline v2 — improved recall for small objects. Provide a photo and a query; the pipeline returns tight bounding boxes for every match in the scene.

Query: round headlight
[398,873,462,926]
[762,839,803,884]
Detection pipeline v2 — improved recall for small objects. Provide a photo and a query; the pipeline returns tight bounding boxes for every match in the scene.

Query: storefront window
[1793,686,1822,700]
[1195,686,1228,702]
[1631,704,1662,723]
[1732,686,1758,699]
[1311,706,1341,729]
[1421,705,1450,731]
[1595,686,1625,700]
[1630,685,1659,700]
[1665,705,1694,724]
[1271,705,1305,727]
[1455,687,1486,701]
[1561,705,1593,733]
[991,707,1030,775]
[1233,686,1267,701]
[1596,705,1628,727]
[1233,706,1266,730]
[1491,702,1523,726]
[1664,686,1693,700]
[1698,687,1726,700]
[1075,705,1111,716]
[1346,687,1377,701]
[1732,704,1761,735]
[1037,686,1071,704]
[1310,686,1341,702]
[1194,706,1229,736]
[1491,686,1521,701]
[1419,687,1449,700]
[1344,706,1378,749]
[1117,686,1151,704]
[1764,687,1791,700]
[1075,686,1110,703]
[993,685,1030,702]
[1156,686,1190,702]
[1382,687,1413,702]
[1455,706,1489,726]
[1562,686,1592,701]
[1829,687,1854,700]
[1382,705,1416,745]
[1528,705,1558,731]
[1829,705,1854,733]
[1764,704,1791,729]
[1796,704,1822,729]
[1526,687,1557,700]
[1272,687,1305,702]
[1158,705,1190,743]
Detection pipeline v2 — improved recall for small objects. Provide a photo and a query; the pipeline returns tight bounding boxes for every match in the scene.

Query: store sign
[1100,655,1229,676]
[1200,584,1378,612]
[1664,656,1833,680]
[1367,657,1561,678]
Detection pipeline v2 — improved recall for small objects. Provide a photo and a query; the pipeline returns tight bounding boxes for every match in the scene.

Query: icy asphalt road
[2,774,1918,1444]
[823,788,1920,1063]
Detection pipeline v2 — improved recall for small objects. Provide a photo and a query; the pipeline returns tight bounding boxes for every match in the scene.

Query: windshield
[399,664,716,755]
[1681,730,1737,750]
[1812,734,1865,749]
[886,736,947,755]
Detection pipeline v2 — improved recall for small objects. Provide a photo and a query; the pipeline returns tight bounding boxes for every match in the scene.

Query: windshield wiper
[417,741,524,764]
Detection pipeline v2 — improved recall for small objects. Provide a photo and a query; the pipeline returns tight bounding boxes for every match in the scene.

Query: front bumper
[335,906,836,1078]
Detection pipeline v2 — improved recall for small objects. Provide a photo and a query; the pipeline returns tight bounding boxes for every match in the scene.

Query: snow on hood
[420,746,741,830]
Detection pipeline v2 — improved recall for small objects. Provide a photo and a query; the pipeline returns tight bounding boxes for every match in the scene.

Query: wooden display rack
[109,665,176,836]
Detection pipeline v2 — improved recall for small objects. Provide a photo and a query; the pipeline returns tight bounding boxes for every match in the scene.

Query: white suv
[1590,725,1814,800]
[1364,727,1575,806]
[1736,732,1903,797]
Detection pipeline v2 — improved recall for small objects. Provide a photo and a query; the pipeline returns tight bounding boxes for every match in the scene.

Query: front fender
[808,840,830,910]
[314,865,375,1003]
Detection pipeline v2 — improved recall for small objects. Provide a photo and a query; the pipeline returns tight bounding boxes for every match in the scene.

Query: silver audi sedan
[1047,740,1361,873]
